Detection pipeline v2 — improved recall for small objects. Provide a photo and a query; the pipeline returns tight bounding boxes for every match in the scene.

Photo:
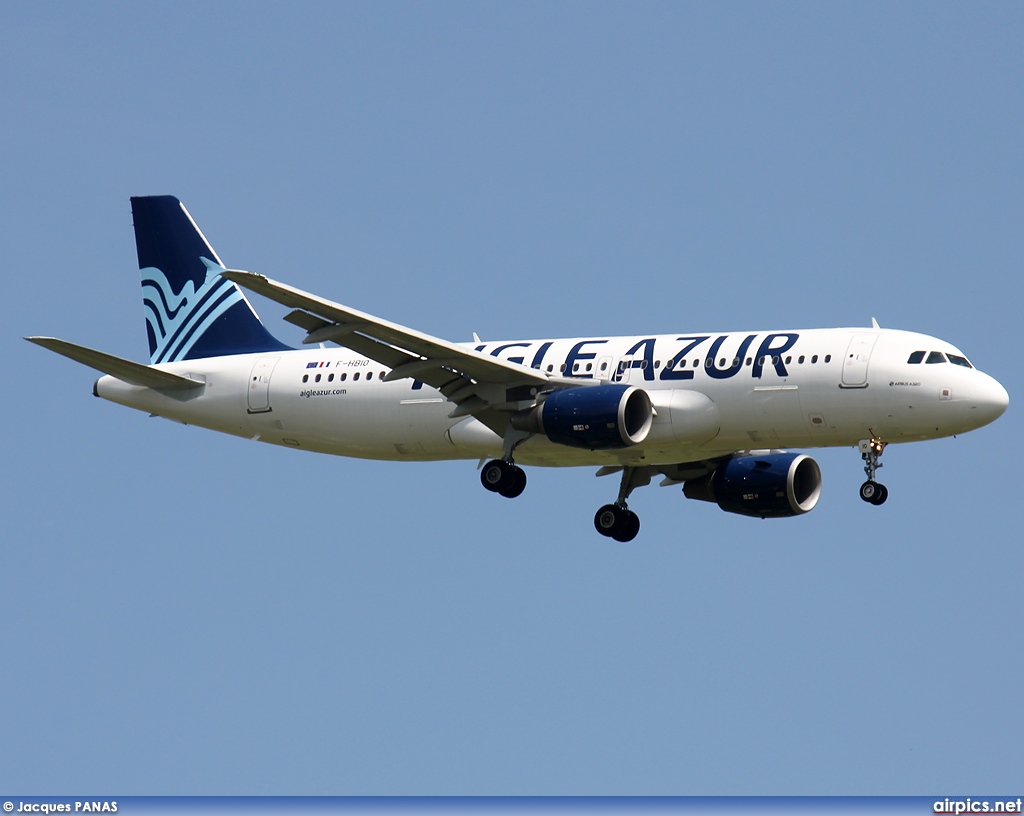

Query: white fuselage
[94,327,1009,467]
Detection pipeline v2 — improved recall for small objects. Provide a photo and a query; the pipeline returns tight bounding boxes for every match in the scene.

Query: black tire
[612,511,640,542]
[481,459,514,493]
[870,483,888,505]
[499,466,527,498]
[594,504,624,537]
[859,480,879,503]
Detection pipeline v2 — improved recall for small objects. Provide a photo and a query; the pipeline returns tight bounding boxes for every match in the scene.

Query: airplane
[27,196,1009,541]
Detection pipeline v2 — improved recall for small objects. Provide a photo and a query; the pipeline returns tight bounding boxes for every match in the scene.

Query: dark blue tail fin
[131,195,290,363]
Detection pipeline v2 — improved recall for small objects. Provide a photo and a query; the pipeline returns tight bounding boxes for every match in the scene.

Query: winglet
[871,317,880,329]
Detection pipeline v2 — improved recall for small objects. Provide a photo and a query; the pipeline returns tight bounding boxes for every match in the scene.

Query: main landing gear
[480,454,646,542]
[858,436,888,506]
[481,427,531,499]
[594,504,640,542]
[593,466,650,542]
[480,458,527,498]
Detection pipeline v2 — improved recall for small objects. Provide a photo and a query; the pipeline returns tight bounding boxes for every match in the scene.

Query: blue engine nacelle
[511,384,653,450]
[683,452,822,518]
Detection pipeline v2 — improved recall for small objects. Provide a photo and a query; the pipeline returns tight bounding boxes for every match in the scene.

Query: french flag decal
[306,361,331,369]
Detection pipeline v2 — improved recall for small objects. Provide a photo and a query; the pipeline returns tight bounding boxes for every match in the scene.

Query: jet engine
[683,452,822,518]
[511,384,653,450]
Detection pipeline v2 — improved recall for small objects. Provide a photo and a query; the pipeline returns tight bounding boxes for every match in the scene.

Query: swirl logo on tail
[142,258,244,364]
[132,195,289,362]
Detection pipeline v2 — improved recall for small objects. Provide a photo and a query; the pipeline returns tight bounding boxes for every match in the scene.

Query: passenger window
[926,351,946,364]
[798,356,805,364]
[354,372,360,381]
[824,355,831,363]
[340,373,347,381]
[367,371,373,380]
[302,374,309,383]
[907,351,926,364]
[315,374,321,382]
[328,373,334,382]
[948,354,973,368]
[811,355,818,364]
[785,356,792,364]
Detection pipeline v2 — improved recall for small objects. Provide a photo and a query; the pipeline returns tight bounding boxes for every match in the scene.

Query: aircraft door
[248,356,280,413]
[613,355,635,383]
[841,334,878,387]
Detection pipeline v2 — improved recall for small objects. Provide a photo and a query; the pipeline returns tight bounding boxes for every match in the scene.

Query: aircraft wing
[25,337,204,390]
[223,270,565,431]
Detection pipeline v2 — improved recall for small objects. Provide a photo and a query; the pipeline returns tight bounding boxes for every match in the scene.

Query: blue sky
[2,1,1021,795]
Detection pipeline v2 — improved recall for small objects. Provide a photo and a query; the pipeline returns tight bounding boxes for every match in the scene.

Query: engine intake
[511,384,653,450]
[684,452,822,518]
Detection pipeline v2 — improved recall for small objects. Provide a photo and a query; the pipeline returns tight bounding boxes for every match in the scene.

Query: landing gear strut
[593,466,650,542]
[858,436,888,506]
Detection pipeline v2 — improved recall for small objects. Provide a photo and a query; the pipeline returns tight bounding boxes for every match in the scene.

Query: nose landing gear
[858,436,888,505]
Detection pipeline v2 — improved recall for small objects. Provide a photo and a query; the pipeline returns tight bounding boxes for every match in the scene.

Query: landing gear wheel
[481,459,514,494]
[859,480,878,503]
[859,480,888,505]
[612,510,640,542]
[499,466,527,498]
[594,504,625,537]
[594,505,640,541]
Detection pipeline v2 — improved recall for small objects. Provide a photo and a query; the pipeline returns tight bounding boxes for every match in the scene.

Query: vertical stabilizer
[132,196,289,363]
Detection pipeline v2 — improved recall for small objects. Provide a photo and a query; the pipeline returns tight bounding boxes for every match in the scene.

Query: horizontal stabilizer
[25,337,204,390]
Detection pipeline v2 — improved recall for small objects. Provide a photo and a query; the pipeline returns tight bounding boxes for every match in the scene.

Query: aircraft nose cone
[975,374,1009,424]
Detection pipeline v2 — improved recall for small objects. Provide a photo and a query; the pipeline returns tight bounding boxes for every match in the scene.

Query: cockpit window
[907,351,926,364]
[947,354,973,369]
[926,351,947,364]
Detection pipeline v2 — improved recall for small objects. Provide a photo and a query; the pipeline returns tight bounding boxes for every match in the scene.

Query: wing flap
[25,337,204,390]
